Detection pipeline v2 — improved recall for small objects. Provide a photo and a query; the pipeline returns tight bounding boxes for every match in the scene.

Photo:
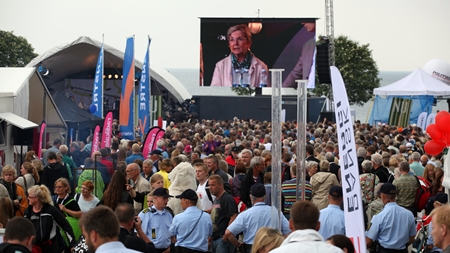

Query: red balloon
[436,111,450,133]
[426,124,443,140]
[424,140,446,155]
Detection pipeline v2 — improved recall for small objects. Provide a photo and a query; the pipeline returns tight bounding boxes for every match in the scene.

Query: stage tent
[369,68,450,125]
[0,67,66,166]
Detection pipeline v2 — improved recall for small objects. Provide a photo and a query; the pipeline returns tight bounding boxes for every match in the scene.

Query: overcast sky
[1,0,449,71]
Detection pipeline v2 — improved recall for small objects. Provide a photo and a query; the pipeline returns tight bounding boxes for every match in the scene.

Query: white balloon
[423,59,450,85]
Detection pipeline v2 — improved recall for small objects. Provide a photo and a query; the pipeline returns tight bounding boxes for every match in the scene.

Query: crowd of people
[0,117,449,253]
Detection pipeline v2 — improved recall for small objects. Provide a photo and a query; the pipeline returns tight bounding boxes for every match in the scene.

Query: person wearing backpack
[209,175,238,253]
[392,161,420,217]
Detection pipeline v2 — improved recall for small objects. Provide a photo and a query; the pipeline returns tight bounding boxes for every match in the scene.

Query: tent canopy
[26,36,191,103]
[374,68,450,97]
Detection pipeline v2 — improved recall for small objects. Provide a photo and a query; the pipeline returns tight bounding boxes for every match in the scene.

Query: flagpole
[132,35,135,139]
[101,34,104,118]
[148,36,152,129]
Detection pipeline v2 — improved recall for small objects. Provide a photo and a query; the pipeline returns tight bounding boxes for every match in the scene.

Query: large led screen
[200,18,317,88]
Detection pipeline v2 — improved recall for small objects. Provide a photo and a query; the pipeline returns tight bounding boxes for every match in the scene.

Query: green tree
[312,35,381,106]
[0,30,38,67]
[231,86,255,96]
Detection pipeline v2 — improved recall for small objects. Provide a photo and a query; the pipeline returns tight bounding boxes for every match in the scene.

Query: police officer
[169,189,212,253]
[138,188,174,253]
[366,183,416,253]
[224,183,291,253]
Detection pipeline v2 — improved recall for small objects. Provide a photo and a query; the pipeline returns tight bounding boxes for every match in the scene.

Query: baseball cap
[379,183,397,195]
[184,145,192,153]
[150,149,162,155]
[175,189,198,200]
[153,188,173,197]
[406,143,413,149]
[433,192,448,204]
[250,183,266,198]
[329,186,343,198]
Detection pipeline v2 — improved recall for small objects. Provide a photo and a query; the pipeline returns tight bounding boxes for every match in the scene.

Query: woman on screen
[210,24,268,87]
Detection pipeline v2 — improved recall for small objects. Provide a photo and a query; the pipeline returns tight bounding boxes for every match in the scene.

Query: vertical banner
[38,121,46,159]
[330,66,365,253]
[388,97,412,127]
[92,44,104,118]
[138,38,151,137]
[417,112,428,130]
[91,125,101,156]
[142,127,165,158]
[426,113,436,129]
[120,37,135,140]
[101,112,113,149]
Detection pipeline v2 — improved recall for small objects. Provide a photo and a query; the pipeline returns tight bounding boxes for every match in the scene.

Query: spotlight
[121,75,123,79]
[103,75,106,79]
[114,74,119,79]
[38,66,50,76]
[108,74,112,79]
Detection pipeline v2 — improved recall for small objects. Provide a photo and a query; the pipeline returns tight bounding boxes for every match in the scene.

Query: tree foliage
[231,86,255,96]
[312,35,381,106]
[0,30,38,67]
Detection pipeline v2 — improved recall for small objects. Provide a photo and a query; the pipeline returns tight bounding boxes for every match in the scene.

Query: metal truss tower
[325,0,335,66]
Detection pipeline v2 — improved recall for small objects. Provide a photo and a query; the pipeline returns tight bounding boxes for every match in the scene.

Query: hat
[379,183,397,195]
[406,143,413,149]
[231,146,240,153]
[329,186,343,198]
[184,145,192,153]
[250,183,266,198]
[434,192,448,204]
[153,188,173,197]
[150,149,162,155]
[175,189,198,200]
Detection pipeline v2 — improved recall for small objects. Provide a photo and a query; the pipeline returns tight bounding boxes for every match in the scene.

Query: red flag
[142,126,165,158]
[91,125,101,155]
[101,112,113,149]
[38,121,46,159]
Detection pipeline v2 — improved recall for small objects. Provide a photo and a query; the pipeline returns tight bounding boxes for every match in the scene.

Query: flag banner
[142,126,165,158]
[120,37,135,140]
[330,66,365,253]
[38,121,46,159]
[426,113,436,129]
[92,125,101,156]
[138,38,151,137]
[417,112,428,131]
[92,44,104,118]
[101,111,113,149]
[388,97,412,127]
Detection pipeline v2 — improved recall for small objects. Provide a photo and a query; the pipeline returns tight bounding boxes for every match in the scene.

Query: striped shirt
[282,178,312,214]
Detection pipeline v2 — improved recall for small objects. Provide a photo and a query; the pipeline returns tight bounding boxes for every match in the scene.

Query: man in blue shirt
[366,183,416,253]
[138,188,173,253]
[225,183,291,253]
[318,186,345,240]
[126,144,145,164]
[170,189,212,253]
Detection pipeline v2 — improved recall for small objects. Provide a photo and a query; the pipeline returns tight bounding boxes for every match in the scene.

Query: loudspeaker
[319,111,336,123]
[12,127,34,145]
[316,42,331,84]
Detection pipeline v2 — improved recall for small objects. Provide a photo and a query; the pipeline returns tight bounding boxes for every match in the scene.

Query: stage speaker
[319,111,336,123]
[316,42,332,84]
[12,127,34,145]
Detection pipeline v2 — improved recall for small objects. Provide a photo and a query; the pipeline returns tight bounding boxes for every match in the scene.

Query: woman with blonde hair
[251,227,284,253]
[16,162,39,192]
[157,158,174,188]
[24,185,76,253]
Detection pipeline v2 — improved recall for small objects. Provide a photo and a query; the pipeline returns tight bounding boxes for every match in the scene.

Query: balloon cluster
[425,111,450,155]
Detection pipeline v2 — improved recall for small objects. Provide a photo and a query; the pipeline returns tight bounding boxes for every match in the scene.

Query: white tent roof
[374,68,450,97]
[26,36,191,102]
[0,68,35,98]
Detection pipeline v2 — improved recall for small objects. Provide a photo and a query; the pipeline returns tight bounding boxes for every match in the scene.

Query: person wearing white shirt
[195,163,214,212]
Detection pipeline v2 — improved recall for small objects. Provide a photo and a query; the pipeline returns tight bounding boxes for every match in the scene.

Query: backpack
[414,176,432,212]
[205,181,247,213]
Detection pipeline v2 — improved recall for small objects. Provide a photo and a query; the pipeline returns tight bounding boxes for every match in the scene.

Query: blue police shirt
[366,202,416,250]
[318,204,345,240]
[227,202,291,244]
[138,206,173,249]
[169,206,212,252]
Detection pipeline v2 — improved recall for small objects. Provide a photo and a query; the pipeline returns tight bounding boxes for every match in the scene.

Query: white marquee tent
[369,68,450,125]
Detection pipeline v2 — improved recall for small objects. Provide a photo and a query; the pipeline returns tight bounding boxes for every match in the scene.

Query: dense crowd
[0,117,449,253]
